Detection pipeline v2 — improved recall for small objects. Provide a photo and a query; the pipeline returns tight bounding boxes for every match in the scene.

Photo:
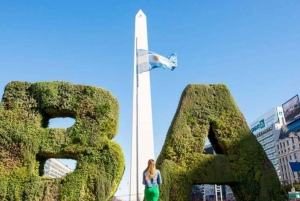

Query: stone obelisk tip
[136,9,146,18]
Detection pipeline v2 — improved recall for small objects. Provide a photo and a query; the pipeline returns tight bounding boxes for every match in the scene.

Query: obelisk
[130,10,155,201]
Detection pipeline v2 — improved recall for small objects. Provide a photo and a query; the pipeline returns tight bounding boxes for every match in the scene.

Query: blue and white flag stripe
[137,49,177,74]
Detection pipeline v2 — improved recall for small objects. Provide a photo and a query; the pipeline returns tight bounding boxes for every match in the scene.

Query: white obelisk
[130,10,155,201]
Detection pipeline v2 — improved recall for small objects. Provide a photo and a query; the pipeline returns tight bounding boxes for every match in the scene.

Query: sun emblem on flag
[153,55,159,61]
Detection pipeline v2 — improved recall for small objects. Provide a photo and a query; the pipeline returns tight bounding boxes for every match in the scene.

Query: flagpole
[135,37,139,200]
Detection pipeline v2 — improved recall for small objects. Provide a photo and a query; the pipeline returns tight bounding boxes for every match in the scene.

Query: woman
[142,159,162,201]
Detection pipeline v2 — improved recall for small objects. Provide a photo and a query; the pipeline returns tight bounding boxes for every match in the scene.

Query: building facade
[249,107,285,175]
[276,95,300,185]
[44,158,73,178]
[276,131,300,185]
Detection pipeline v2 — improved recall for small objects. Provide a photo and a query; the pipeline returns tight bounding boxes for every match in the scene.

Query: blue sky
[1,1,300,199]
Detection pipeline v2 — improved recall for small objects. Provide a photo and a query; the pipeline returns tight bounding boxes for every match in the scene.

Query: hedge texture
[156,84,286,201]
[0,81,125,201]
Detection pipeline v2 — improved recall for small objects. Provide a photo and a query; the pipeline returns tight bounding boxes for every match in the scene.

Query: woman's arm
[142,171,146,185]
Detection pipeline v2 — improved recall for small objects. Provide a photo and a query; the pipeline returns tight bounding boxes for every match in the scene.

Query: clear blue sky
[1,1,300,199]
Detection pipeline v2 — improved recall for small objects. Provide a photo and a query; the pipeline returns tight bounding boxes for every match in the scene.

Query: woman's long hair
[146,159,156,181]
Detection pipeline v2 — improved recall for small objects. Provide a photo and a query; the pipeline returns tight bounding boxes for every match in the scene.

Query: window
[292,137,295,144]
[287,140,290,146]
[290,155,293,160]
[294,153,298,160]
[283,142,286,148]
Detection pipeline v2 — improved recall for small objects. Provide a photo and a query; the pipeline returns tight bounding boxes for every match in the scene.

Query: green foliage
[157,84,286,201]
[0,81,125,201]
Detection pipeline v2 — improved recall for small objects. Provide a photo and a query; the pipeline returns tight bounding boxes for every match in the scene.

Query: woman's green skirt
[144,186,159,201]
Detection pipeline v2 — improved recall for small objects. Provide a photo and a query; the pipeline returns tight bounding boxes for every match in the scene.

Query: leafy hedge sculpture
[0,81,125,201]
[156,84,286,201]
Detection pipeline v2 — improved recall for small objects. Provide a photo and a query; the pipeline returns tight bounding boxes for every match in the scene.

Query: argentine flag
[137,49,177,74]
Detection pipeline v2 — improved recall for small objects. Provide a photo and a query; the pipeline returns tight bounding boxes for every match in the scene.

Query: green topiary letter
[157,84,285,201]
[0,81,124,201]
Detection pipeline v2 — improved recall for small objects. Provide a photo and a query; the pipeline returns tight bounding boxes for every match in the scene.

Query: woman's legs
[144,187,159,201]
